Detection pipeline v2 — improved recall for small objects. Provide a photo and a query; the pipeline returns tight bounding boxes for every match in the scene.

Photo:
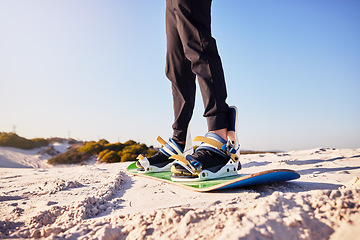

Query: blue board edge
[217,171,300,190]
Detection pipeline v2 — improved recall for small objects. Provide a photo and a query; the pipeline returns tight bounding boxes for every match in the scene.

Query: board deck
[126,162,300,192]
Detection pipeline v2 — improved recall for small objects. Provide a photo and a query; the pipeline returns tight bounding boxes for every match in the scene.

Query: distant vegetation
[0,132,49,149]
[1,132,276,165]
[47,147,92,165]
[77,139,157,163]
[240,150,279,155]
[0,132,78,150]
[48,139,157,165]
[0,132,157,165]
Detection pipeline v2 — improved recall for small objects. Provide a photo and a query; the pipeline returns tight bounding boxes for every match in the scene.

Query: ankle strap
[194,133,239,162]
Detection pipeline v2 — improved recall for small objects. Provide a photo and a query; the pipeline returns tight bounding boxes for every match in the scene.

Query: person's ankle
[210,128,227,140]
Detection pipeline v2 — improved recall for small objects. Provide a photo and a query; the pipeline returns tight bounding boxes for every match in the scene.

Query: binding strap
[194,133,239,162]
[157,136,183,157]
[193,136,223,149]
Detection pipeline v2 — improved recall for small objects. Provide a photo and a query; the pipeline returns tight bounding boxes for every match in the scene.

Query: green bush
[101,150,120,163]
[49,138,157,165]
[98,149,110,159]
[0,132,49,149]
[77,141,104,155]
[119,144,147,162]
[77,139,156,163]
[48,147,92,165]
[32,138,49,146]
[105,142,125,152]
[124,140,137,146]
[97,139,109,146]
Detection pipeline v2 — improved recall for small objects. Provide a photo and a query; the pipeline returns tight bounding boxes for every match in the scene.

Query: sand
[0,146,359,239]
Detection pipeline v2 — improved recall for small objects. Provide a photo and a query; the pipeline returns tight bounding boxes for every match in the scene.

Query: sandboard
[126,162,300,192]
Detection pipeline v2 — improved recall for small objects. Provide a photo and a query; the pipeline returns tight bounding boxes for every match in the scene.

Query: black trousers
[166,0,229,142]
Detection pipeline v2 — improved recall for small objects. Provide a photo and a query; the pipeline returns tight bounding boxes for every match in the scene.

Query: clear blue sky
[1,0,359,151]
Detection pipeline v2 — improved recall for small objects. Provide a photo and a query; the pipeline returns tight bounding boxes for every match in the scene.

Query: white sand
[0,147,359,239]
[0,141,70,169]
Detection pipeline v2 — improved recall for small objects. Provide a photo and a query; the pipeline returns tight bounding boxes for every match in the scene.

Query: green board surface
[126,162,301,192]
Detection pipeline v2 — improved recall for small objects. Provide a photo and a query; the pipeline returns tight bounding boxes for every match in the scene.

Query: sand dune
[0,147,359,239]
[0,142,70,169]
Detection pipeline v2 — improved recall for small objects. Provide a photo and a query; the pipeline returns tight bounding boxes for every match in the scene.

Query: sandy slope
[0,148,359,239]
[0,142,71,169]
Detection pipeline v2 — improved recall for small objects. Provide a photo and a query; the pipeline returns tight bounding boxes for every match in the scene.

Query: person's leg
[166,0,197,143]
[137,0,231,173]
[172,0,229,134]
[136,0,195,170]
[170,0,240,179]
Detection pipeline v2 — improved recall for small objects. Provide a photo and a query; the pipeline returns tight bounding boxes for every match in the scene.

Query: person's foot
[136,137,185,172]
[171,132,230,177]
[171,106,240,180]
[136,151,170,169]
[171,148,230,177]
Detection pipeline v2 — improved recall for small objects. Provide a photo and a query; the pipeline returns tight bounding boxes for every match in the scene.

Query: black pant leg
[166,0,196,142]
[166,0,229,140]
